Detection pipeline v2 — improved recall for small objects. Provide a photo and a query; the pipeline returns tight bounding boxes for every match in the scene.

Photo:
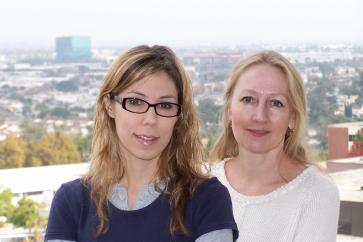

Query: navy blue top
[45,177,238,242]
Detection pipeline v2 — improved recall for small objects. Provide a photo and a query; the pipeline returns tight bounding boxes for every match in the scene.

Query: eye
[271,99,284,108]
[158,103,174,110]
[240,96,254,104]
[126,98,145,106]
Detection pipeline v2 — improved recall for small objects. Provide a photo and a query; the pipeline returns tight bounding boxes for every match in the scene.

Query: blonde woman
[211,50,339,242]
[45,45,238,242]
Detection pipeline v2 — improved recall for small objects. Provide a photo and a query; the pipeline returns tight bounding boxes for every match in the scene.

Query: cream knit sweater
[212,159,340,242]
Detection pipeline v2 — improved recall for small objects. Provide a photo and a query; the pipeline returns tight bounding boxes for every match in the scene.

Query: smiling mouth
[247,129,270,137]
[135,134,159,145]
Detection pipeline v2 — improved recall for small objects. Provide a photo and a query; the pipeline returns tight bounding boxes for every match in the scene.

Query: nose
[252,103,268,123]
[143,106,158,125]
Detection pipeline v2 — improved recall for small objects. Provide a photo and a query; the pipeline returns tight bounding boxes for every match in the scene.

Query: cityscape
[0,36,363,241]
[1,37,362,158]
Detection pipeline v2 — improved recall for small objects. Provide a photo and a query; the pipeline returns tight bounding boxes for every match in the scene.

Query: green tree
[318,62,335,79]
[9,197,45,229]
[197,98,222,125]
[74,135,92,162]
[31,132,81,165]
[307,79,336,124]
[0,187,15,226]
[50,107,72,119]
[21,123,46,141]
[24,140,43,167]
[306,78,354,151]
[353,130,363,143]
[344,103,353,118]
[0,135,26,169]
[21,98,34,119]
[359,71,363,93]
[38,107,72,119]
[55,80,79,92]
[201,124,220,152]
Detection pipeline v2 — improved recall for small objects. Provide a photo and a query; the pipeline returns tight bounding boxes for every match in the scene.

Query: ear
[104,95,115,118]
[227,106,232,125]
[288,112,296,130]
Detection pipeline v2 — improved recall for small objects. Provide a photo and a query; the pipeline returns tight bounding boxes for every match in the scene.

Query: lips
[246,129,270,137]
[134,134,159,146]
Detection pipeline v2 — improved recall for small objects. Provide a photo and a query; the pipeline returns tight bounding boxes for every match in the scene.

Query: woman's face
[108,71,179,165]
[229,64,295,155]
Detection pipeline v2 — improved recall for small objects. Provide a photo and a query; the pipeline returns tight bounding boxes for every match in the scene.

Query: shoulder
[188,177,238,239]
[192,177,230,202]
[49,179,92,225]
[291,167,340,240]
[53,178,91,208]
[308,167,339,199]
[56,178,88,196]
[60,178,86,190]
[301,166,340,212]
[46,180,91,241]
[196,177,228,193]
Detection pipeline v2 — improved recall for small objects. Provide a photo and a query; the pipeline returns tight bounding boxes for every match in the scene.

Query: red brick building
[328,122,363,160]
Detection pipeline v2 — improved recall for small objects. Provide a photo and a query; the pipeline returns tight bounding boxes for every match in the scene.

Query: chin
[134,153,161,162]
[244,144,273,154]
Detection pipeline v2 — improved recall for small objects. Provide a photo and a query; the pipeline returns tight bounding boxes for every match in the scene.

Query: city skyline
[1,0,363,49]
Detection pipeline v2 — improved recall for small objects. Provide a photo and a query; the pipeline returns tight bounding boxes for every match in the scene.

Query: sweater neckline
[109,191,165,216]
[217,158,315,204]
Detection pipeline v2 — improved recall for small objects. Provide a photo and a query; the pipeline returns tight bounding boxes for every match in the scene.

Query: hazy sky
[1,0,362,48]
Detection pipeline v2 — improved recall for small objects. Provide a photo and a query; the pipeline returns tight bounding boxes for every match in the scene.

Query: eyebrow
[126,91,177,100]
[242,89,288,97]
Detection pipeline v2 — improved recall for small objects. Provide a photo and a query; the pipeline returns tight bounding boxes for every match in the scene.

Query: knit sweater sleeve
[294,173,340,242]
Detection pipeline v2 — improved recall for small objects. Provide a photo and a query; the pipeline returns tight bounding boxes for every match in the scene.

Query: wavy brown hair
[211,50,311,165]
[82,45,207,237]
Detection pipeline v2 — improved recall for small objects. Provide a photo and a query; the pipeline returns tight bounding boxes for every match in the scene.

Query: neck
[235,148,286,181]
[226,146,290,196]
[120,157,158,208]
[121,158,157,189]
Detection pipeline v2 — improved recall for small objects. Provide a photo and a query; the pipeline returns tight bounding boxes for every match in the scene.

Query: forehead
[234,64,288,95]
[121,71,178,97]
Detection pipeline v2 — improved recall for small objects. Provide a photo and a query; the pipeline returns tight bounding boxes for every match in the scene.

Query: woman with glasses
[211,50,339,241]
[45,45,238,242]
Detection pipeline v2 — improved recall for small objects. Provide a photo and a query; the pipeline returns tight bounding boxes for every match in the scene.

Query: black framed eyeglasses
[110,93,182,118]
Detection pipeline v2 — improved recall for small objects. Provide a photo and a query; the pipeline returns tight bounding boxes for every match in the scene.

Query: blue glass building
[56,36,91,62]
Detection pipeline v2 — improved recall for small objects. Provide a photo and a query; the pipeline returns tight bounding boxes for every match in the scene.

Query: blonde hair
[82,45,207,236]
[212,50,310,165]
